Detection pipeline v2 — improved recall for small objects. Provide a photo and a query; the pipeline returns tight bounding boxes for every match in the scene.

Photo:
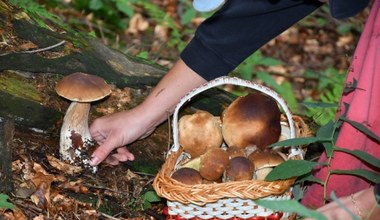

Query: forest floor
[0,1,371,220]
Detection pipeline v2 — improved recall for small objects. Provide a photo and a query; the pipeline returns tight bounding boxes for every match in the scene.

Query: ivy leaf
[330,169,380,183]
[265,160,319,181]
[334,147,380,169]
[254,199,327,220]
[0,194,15,210]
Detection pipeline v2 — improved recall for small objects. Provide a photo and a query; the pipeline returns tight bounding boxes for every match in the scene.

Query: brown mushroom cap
[179,110,223,157]
[221,92,281,149]
[225,156,254,182]
[248,149,285,180]
[226,146,246,159]
[199,148,229,181]
[55,72,112,102]
[171,167,203,185]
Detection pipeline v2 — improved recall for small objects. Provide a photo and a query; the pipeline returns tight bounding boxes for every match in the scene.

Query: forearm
[138,59,207,128]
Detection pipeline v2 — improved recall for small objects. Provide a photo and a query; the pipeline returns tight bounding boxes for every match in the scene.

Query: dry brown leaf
[0,208,28,220]
[154,25,169,41]
[47,155,83,175]
[127,13,149,34]
[18,41,37,51]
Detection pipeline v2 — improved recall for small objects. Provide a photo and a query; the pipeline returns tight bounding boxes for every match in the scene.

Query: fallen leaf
[47,155,83,175]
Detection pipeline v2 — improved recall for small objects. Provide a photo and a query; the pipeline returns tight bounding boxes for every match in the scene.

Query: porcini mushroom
[171,167,203,185]
[224,156,254,182]
[248,149,285,180]
[55,72,111,170]
[199,148,229,181]
[221,92,281,149]
[179,110,223,157]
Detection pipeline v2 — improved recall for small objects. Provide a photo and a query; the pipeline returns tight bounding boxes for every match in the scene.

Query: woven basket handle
[171,76,300,157]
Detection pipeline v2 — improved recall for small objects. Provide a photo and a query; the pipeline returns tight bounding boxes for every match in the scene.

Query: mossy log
[0,0,234,173]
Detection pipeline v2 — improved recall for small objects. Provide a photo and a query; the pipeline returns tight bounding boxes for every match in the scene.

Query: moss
[0,72,42,102]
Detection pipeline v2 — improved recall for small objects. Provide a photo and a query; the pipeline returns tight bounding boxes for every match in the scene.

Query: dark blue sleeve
[180,0,322,81]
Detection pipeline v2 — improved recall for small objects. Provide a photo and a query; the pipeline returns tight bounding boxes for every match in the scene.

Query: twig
[0,40,66,56]
[20,40,66,54]
[99,212,121,220]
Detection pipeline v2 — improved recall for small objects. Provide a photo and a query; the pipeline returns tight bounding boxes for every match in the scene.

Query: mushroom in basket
[221,92,281,150]
[224,156,254,182]
[182,148,229,182]
[171,167,203,185]
[55,72,111,171]
[179,110,223,157]
[248,149,285,180]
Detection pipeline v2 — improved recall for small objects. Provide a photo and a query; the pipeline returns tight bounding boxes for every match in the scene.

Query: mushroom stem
[59,101,92,163]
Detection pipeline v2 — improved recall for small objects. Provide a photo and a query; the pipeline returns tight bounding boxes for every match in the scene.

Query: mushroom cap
[248,149,285,170]
[225,156,254,182]
[199,148,229,181]
[248,149,285,180]
[221,92,281,149]
[171,167,203,185]
[179,110,223,157]
[56,72,112,102]
[226,146,246,159]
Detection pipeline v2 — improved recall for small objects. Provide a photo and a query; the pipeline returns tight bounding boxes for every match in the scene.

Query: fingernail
[90,156,100,166]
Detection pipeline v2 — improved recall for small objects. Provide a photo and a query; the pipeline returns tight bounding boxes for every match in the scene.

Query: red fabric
[302,0,380,208]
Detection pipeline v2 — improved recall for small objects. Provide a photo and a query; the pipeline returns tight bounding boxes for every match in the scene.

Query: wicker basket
[153,77,309,220]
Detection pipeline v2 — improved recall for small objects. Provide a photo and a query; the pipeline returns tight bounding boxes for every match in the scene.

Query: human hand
[304,187,379,220]
[89,107,156,166]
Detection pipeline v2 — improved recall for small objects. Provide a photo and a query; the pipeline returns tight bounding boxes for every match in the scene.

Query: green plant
[230,51,300,112]
[303,68,347,126]
[126,190,161,210]
[0,194,15,210]
[261,115,380,219]
[9,0,67,29]
[140,190,161,209]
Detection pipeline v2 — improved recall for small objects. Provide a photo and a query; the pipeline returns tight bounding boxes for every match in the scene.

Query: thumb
[89,136,119,166]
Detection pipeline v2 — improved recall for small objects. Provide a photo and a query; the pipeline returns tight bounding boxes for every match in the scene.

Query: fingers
[104,147,135,165]
[89,134,119,166]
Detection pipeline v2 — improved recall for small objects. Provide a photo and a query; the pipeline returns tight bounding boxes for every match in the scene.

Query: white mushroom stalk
[59,101,92,164]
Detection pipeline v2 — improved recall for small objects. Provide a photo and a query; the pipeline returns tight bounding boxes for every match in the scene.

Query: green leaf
[303,102,338,108]
[339,117,380,142]
[334,147,380,169]
[258,57,283,66]
[330,169,380,183]
[142,191,161,203]
[270,136,326,147]
[181,9,197,25]
[89,0,104,10]
[265,160,319,181]
[316,120,335,139]
[0,194,15,210]
[296,173,325,185]
[115,0,134,17]
[254,199,327,220]
[322,141,334,158]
